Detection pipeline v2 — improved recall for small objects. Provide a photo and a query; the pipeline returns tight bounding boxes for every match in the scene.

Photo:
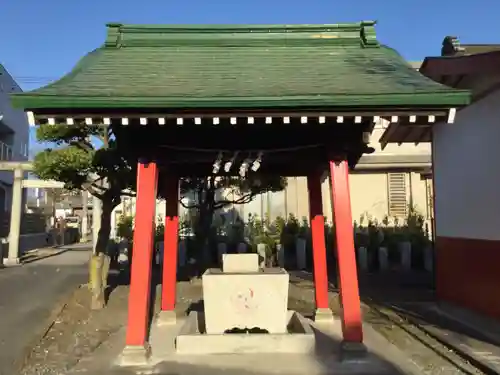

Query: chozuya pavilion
[12,21,469,360]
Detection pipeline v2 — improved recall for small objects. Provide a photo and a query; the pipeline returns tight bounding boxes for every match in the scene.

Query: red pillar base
[340,341,367,361]
[329,160,363,344]
[117,344,152,367]
[157,310,177,326]
[314,307,336,324]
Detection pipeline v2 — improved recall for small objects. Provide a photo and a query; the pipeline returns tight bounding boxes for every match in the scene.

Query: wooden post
[159,176,180,325]
[125,161,158,352]
[329,160,363,343]
[307,172,330,315]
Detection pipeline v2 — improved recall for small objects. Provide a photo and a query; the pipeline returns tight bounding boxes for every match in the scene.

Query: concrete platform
[176,310,315,354]
[108,312,423,375]
[67,312,426,375]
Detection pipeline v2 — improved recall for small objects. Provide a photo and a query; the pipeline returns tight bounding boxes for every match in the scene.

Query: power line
[12,76,58,85]
[14,76,59,81]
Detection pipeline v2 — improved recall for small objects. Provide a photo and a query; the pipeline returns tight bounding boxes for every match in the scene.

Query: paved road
[0,245,91,375]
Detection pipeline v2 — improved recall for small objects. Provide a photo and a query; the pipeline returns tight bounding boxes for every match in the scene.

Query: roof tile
[12,22,470,109]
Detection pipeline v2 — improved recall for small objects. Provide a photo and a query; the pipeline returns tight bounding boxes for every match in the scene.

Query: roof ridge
[104,21,379,48]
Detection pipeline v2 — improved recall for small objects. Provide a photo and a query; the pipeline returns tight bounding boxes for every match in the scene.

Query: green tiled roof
[11,22,470,109]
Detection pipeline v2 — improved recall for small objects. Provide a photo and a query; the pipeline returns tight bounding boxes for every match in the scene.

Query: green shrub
[116,215,134,241]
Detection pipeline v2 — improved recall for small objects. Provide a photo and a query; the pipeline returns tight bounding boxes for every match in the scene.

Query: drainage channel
[363,299,495,375]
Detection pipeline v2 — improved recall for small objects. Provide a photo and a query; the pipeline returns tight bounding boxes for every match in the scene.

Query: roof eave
[11,92,471,112]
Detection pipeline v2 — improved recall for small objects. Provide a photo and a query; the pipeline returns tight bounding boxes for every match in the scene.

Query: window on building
[387,172,408,217]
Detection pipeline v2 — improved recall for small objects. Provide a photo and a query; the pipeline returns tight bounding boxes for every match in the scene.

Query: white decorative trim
[447,108,457,124]
[27,112,452,129]
[26,111,35,126]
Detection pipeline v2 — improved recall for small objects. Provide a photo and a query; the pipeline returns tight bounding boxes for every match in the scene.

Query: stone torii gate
[0,161,65,265]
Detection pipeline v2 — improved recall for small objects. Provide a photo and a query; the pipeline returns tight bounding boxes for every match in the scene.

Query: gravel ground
[18,283,129,375]
[362,304,484,375]
[0,249,90,375]
[290,272,484,375]
[18,269,485,375]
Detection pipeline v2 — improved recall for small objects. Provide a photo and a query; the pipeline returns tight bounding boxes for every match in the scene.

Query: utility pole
[92,196,102,253]
[81,190,89,242]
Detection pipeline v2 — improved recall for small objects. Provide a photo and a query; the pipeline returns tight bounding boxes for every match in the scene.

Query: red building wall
[433,91,500,320]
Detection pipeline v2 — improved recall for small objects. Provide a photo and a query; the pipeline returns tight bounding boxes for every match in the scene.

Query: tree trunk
[89,198,114,310]
[194,189,215,275]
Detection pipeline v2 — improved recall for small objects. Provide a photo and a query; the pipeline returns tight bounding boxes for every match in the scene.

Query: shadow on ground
[143,325,410,375]
[99,266,416,374]
[105,264,161,337]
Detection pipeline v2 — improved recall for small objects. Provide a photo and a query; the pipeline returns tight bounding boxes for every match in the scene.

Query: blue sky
[1,0,497,152]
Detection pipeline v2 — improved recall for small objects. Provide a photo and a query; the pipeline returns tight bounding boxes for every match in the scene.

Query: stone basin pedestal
[203,254,289,334]
[175,253,315,354]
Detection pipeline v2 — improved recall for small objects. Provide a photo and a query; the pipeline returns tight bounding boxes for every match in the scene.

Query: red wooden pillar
[307,172,329,311]
[125,161,158,349]
[329,160,363,343]
[161,176,180,315]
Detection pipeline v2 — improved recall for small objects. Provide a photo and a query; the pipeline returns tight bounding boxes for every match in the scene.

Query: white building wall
[0,64,30,211]
[433,89,500,241]
[0,65,30,163]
